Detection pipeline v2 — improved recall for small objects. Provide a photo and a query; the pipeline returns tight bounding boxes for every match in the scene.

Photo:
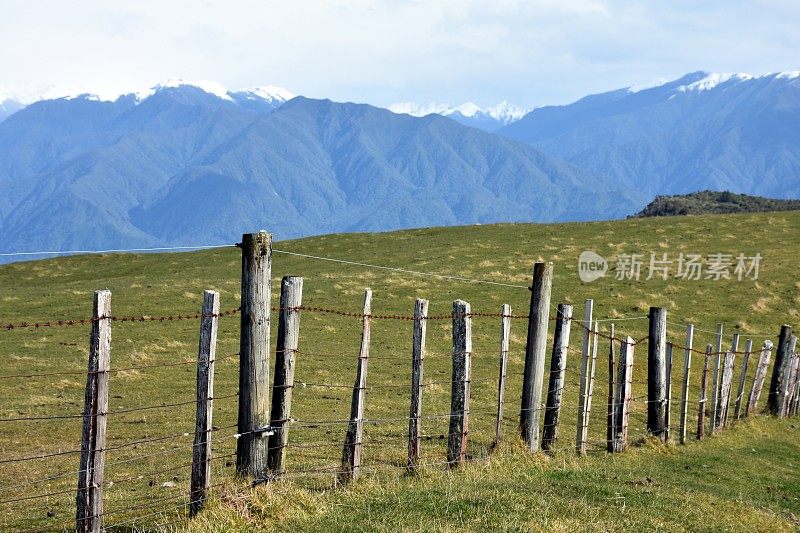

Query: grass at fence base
[187,416,800,532]
[1,210,799,530]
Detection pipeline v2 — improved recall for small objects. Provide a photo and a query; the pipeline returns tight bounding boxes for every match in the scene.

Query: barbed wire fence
[0,233,795,531]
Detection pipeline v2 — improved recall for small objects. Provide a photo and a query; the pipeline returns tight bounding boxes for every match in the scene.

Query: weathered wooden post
[717,351,735,428]
[575,299,593,455]
[697,345,712,440]
[236,231,272,478]
[190,290,220,517]
[493,303,511,448]
[768,325,793,416]
[519,262,553,452]
[542,304,572,452]
[783,336,799,417]
[76,290,111,533]
[664,342,673,442]
[789,337,800,416]
[583,320,600,447]
[747,341,773,416]
[339,289,372,484]
[267,277,303,475]
[612,336,634,453]
[678,324,694,444]
[647,307,667,441]
[606,323,616,453]
[408,298,429,469]
[448,300,472,467]
[733,339,753,421]
[710,323,724,432]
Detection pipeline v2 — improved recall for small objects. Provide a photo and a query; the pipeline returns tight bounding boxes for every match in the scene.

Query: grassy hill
[1,211,799,531]
[633,190,800,218]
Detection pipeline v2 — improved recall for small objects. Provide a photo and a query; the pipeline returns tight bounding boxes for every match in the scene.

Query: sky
[1,0,799,108]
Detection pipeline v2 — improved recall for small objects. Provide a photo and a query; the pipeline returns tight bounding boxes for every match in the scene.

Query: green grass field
[1,211,799,531]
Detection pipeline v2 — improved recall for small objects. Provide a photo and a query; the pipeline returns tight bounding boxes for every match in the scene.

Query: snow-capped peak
[677,72,754,93]
[238,85,295,102]
[387,100,530,125]
[135,79,233,101]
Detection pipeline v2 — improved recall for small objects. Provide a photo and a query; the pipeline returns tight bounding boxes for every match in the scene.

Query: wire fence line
[0,244,795,531]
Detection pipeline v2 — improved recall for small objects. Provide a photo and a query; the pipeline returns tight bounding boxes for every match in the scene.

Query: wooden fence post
[612,336,634,453]
[664,342,673,442]
[493,303,511,448]
[647,307,667,441]
[236,231,272,478]
[448,300,472,467]
[267,277,303,476]
[768,325,793,416]
[408,298,429,469]
[783,336,799,417]
[582,320,600,452]
[679,324,694,444]
[722,334,740,427]
[747,340,773,416]
[717,351,735,428]
[519,262,553,452]
[542,304,572,452]
[733,339,753,421]
[697,345,712,440]
[606,324,616,453]
[190,290,220,517]
[789,337,800,416]
[575,299,594,455]
[339,289,372,484]
[710,323,723,432]
[76,290,111,533]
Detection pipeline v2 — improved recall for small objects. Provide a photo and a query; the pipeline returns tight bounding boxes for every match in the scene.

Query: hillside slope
[633,190,800,217]
[500,71,800,199]
[0,211,799,530]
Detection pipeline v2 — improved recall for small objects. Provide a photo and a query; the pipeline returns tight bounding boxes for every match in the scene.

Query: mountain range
[0,71,798,259]
[500,71,800,199]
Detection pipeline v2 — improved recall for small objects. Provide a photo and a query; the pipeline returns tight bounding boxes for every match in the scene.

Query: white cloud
[0,1,798,108]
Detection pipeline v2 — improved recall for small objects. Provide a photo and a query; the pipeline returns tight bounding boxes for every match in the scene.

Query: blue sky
[1,0,798,107]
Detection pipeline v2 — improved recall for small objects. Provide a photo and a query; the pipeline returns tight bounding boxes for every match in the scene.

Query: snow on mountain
[387,100,530,131]
[0,81,296,119]
[677,72,755,93]
[238,85,296,103]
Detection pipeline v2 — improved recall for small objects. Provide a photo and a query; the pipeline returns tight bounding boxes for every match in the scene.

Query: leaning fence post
[189,290,220,517]
[339,289,372,484]
[408,298,429,470]
[236,231,272,478]
[76,290,111,533]
[267,276,303,476]
[679,324,694,444]
[747,340,773,416]
[606,323,616,453]
[733,339,753,421]
[711,323,723,432]
[664,342,673,442]
[717,351,735,428]
[697,345,712,440]
[612,336,634,453]
[448,300,472,467]
[542,304,572,452]
[519,262,553,452]
[768,325,793,416]
[575,299,593,455]
[493,303,511,448]
[647,307,667,441]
